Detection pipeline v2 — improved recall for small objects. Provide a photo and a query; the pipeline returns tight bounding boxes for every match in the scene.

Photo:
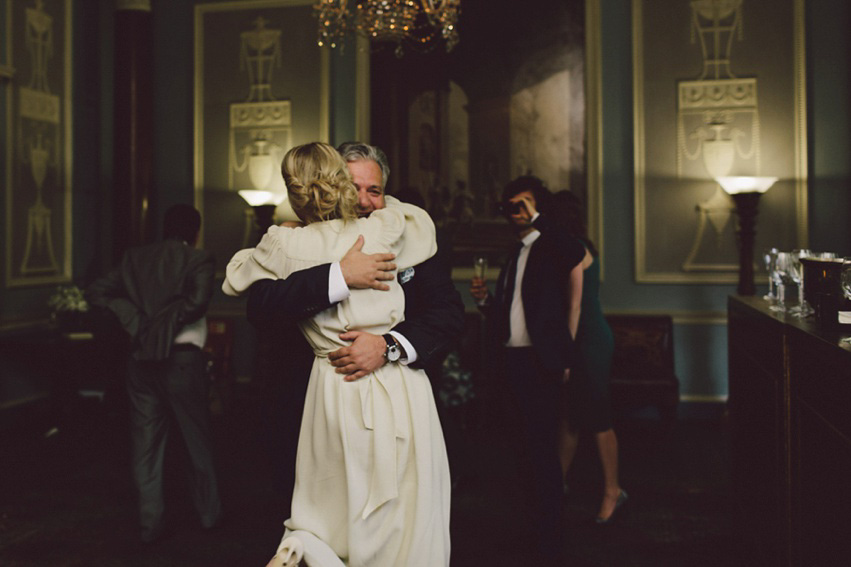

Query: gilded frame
[194,0,332,269]
[5,0,73,288]
[633,0,807,284]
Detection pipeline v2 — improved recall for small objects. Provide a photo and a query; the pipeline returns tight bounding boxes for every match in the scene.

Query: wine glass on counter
[841,259,851,343]
[763,247,779,301]
[770,252,795,312]
[789,249,813,317]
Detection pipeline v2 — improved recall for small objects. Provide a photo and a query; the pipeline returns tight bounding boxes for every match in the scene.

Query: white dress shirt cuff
[328,262,350,304]
[389,330,417,365]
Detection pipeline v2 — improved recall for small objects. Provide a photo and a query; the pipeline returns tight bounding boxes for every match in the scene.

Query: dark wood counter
[728,296,851,566]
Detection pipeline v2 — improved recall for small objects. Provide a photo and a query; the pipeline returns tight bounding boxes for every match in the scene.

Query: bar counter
[727,295,851,566]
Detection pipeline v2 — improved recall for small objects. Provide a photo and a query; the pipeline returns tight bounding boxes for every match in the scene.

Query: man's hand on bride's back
[341,235,397,291]
[329,331,386,381]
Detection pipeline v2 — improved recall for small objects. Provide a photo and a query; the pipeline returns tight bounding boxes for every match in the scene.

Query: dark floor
[0,385,745,566]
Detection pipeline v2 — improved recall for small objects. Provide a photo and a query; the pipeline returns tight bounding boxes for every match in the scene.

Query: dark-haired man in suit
[248,142,465,519]
[87,204,222,543]
[470,175,586,563]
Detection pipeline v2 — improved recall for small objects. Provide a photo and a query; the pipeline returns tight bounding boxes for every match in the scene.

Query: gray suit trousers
[127,348,221,538]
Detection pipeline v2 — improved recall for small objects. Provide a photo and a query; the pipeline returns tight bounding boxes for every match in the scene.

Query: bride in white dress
[223,142,450,567]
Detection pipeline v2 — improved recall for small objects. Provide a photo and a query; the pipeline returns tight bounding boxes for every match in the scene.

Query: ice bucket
[801,257,845,328]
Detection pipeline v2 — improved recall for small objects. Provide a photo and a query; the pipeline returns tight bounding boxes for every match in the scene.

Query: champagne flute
[763,247,779,301]
[471,254,489,306]
[473,254,488,280]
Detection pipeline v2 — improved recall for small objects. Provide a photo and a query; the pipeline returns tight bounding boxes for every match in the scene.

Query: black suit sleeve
[395,251,465,371]
[246,264,334,329]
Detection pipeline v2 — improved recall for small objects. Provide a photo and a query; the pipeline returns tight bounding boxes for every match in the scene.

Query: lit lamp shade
[237,190,286,207]
[716,176,778,195]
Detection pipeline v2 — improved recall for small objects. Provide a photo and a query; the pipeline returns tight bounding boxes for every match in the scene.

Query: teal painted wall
[1,0,849,403]
[594,0,851,399]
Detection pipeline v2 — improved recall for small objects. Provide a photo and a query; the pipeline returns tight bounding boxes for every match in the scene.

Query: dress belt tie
[311,349,408,519]
[358,367,409,519]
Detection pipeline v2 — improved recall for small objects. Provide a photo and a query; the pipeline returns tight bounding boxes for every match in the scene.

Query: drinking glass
[841,260,851,343]
[789,249,813,317]
[770,252,795,312]
[473,255,488,280]
[763,247,779,301]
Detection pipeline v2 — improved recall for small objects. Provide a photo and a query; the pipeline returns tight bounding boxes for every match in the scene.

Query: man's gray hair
[337,141,390,189]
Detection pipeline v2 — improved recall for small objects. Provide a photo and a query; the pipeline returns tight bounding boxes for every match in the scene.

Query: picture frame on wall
[5,0,73,288]
[194,0,331,272]
[632,0,807,284]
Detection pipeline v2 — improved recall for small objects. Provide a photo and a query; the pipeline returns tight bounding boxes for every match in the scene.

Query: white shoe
[273,537,304,567]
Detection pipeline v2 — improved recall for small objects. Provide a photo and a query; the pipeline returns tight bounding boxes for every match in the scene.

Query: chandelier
[314,0,461,57]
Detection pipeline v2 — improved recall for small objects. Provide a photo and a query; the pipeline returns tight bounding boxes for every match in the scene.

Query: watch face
[387,345,401,362]
[383,334,401,362]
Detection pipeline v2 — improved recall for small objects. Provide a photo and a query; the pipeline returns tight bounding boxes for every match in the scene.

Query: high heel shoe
[595,489,628,526]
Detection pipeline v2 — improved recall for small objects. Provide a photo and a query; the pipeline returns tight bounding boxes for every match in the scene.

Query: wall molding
[680,394,728,403]
[605,309,727,325]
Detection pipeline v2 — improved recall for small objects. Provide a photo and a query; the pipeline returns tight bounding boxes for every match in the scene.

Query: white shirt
[173,316,207,349]
[505,229,541,348]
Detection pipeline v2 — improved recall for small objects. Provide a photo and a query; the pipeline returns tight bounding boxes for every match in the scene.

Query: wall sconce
[717,176,778,296]
[238,190,285,246]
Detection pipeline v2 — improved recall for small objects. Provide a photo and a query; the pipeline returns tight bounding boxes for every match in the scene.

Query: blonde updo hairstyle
[281,142,359,224]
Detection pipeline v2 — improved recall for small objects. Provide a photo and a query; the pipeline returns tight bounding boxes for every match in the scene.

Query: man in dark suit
[470,175,586,563]
[87,204,222,543]
[247,142,465,518]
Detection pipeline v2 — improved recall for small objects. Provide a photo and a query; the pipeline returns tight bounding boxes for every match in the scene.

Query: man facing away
[246,142,465,519]
[87,204,222,543]
[470,175,586,563]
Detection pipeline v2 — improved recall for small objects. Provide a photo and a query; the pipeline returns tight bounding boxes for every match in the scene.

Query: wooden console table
[727,296,851,566]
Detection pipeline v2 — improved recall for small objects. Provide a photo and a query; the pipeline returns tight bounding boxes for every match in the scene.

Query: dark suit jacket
[492,213,585,373]
[246,244,465,378]
[87,239,215,361]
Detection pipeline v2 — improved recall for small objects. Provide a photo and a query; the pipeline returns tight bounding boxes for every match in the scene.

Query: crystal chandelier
[314,0,461,56]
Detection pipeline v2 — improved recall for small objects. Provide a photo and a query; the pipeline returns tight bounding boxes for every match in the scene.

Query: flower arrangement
[439,351,475,408]
[47,285,90,315]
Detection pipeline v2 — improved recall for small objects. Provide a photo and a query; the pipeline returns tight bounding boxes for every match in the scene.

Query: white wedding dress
[223,197,451,567]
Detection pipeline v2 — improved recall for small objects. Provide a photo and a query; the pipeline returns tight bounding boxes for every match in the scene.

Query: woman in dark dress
[552,190,626,525]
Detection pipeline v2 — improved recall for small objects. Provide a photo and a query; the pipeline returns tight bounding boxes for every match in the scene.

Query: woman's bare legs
[595,428,623,521]
[558,415,579,486]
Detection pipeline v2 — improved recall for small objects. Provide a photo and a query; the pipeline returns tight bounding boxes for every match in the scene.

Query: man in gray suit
[87,204,222,543]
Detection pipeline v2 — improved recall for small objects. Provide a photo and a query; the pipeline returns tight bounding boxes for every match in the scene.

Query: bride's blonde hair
[282,142,358,224]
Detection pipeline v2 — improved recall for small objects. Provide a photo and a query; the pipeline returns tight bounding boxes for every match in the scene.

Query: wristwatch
[383,334,402,363]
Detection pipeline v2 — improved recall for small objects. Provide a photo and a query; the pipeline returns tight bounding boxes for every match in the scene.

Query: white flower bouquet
[47,285,90,315]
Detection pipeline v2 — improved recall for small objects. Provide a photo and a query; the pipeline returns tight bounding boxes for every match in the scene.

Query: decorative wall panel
[194,0,330,268]
[5,0,72,288]
[633,0,807,283]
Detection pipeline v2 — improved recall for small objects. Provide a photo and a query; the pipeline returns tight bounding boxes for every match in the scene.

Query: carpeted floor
[0,387,746,566]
